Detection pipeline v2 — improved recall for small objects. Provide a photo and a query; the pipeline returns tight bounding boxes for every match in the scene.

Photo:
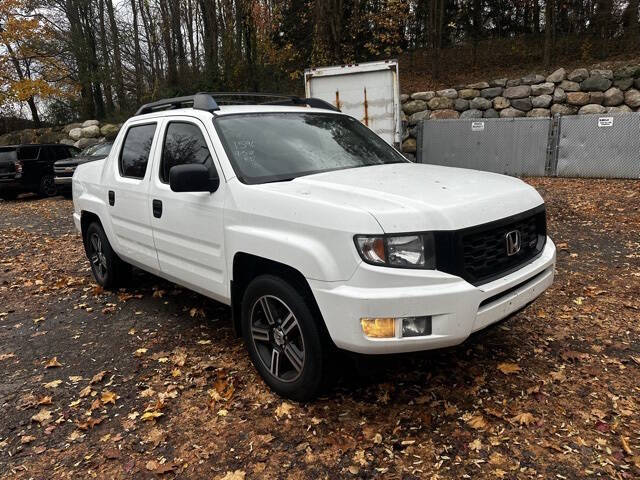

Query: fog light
[361,317,395,338]
[401,316,432,337]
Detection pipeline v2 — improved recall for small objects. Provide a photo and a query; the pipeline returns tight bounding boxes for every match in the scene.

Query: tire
[83,222,131,289]
[0,191,18,201]
[38,174,57,197]
[241,275,327,401]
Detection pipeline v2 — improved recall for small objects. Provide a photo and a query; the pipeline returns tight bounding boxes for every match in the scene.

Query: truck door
[147,117,227,302]
[108,121,160,272]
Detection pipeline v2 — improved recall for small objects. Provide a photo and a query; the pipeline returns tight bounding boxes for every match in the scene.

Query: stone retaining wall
[401,65,640,155]
[0,120,121,149]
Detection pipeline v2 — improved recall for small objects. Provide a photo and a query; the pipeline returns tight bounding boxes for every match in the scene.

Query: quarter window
[160,122,215,183]
[119,124,156,179]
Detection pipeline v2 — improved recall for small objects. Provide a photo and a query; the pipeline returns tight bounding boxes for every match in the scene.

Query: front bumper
[55,176,73,186]
[309,237,556,354]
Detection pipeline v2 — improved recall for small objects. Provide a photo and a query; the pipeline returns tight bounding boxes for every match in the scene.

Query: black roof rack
[134,92,339,116]
[135,93,220,116]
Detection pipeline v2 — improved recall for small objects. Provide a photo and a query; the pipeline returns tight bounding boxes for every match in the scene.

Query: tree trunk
[159,0,178,87]
[64,0,95,118]
[543,0,554,68]
[199,0,219,81]
[105,0,126,110]
[4,42,41,127]
[131,0,143,104]
[99,0,114,114]
[622,0,639,46]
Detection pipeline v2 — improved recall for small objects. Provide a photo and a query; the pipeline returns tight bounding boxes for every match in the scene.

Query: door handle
[108,190,115,206]
[152,199,163,218]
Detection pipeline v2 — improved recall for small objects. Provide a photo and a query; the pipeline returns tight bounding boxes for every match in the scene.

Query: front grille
[435,205,547,286]
[460,210,544,283]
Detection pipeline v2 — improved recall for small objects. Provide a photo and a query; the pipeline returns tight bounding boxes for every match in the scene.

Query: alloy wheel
[89,232,108,280]
[250,295,305,382]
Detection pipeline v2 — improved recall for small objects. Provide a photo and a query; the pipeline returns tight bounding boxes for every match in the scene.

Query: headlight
[355,233,436,269]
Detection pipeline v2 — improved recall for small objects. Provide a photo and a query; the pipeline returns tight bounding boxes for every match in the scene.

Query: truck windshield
[214,112,407,184]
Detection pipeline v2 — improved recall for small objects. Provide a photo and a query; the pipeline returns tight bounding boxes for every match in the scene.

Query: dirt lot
[0,178,639,479]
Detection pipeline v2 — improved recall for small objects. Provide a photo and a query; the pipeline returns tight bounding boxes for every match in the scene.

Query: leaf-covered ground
[0,178,639,479]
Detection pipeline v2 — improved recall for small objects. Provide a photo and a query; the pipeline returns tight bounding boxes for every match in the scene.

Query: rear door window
[119,124,157,179]
[17,146,40,160]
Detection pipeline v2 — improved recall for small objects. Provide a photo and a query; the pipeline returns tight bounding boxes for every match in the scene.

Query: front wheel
[241,275,327,401]
[83,222,130,289]
[38,174,57,197]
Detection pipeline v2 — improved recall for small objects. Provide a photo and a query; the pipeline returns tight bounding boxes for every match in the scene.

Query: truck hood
[55,155,107,168]
[270,163,544,232]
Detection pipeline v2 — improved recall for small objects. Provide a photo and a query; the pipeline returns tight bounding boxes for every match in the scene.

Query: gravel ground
[0,178,639,479]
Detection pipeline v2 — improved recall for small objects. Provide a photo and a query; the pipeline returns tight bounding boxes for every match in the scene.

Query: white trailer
[304,60,403,148]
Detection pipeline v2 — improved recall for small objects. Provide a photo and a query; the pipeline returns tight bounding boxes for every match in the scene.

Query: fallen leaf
[512,412,536,426]
[218,471,246,480]
[44,357,62,368]
[101,391,118,405]
[497,363,521,374]
[134,348,148,357]
[90,371,107,384]
[146,460,159,471]
[75,416,104,431]
[79,385,92,397]
[621,435,633,455]
[0,353,15,361]
[466,414,488,430]
[31,409,52,425]
[155,463,175,474]
[104,448,120,459]
[43,379,62,389]
[141,411,164,422]
[469,438,482,452]
[90,398,101,411]
[38,396,52,405]
[21,435,36,444]
[172,352,187,366]
[275,402,294,418]
[33,445,46,454]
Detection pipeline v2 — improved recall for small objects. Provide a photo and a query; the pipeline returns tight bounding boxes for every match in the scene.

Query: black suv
[0,144,79,200]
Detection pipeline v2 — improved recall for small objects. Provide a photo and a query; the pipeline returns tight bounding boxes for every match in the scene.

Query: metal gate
[555,113,640,179]
[417,117,551,176]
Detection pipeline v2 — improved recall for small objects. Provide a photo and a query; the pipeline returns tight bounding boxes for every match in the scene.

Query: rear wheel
[84,222,130,289]
[241,275,327,401]
[38,174,57,197]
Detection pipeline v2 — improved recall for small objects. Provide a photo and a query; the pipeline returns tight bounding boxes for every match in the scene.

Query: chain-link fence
[555,113,640,179]
[415,112,640,179]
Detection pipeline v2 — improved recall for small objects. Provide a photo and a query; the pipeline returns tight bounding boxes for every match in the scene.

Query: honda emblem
[505,230,521,256]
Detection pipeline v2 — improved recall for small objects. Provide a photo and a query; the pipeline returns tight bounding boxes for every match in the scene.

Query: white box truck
[304,60,403,148]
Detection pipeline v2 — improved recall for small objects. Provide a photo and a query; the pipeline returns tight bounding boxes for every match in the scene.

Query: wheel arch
[231,252,332,345]
[80,210,103,240]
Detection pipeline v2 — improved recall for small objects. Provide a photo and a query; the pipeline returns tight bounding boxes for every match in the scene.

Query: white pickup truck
[73,93,556,400]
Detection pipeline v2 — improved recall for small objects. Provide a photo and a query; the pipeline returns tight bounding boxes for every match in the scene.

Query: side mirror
[169,164,219,193]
